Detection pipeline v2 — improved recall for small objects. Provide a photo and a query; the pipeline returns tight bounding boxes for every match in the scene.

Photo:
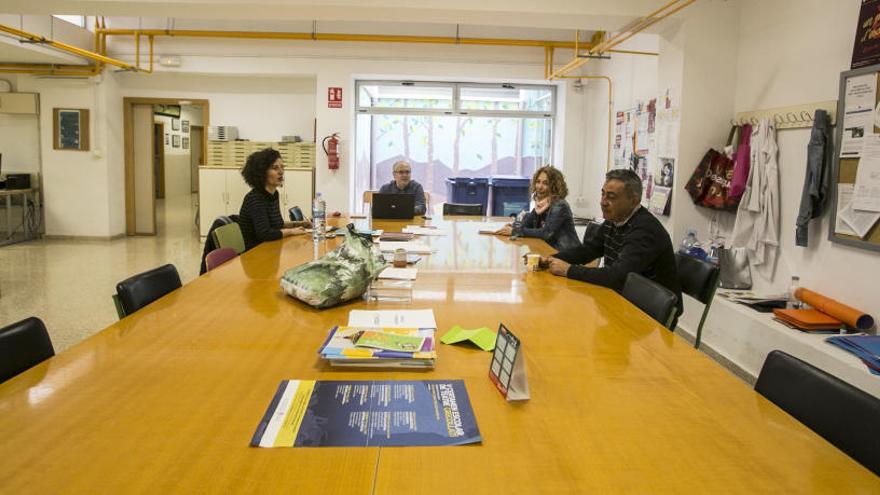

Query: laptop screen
[372,193,416,219]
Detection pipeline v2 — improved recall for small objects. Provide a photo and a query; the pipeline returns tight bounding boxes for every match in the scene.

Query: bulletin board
[611,91,679,217]
[829,63,880,252]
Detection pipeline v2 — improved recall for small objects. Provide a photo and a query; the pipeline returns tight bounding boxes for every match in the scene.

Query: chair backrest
[676,253,719,304]
[205,247,238,271]
[443,203,483,216]
[0,317,55,383]
[755,350,880,476]
[288,206,304,222]
[621,272,678,329]
[363,191,376,205]
[212,222,245,254]
[582,221,603,245]
[115,264,182,317]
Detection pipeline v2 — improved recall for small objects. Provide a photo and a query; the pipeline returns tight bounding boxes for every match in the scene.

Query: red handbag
[684,148,740,211]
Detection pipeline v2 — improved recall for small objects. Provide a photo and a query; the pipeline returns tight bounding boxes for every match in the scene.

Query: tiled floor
[0,193,203,352]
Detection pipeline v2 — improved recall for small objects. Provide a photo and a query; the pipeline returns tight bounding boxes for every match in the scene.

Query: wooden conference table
[0,217,876,493]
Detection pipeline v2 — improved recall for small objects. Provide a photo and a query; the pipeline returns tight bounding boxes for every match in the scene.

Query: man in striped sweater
[543,168,683,322]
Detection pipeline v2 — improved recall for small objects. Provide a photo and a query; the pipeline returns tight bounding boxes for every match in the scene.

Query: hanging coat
[730,119,780,279]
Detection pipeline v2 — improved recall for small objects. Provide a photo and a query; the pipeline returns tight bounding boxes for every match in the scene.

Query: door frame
[153,122,166,199]
[123,97,210,235]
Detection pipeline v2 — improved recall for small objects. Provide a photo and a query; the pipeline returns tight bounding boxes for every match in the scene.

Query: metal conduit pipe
[0,23,135,72]
[549,0,695,80]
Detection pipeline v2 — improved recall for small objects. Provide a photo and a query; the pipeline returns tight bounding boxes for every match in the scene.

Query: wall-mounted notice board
[829,63,880,252]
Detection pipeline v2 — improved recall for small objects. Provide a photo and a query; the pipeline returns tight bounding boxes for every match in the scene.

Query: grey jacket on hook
[795,109,832,247]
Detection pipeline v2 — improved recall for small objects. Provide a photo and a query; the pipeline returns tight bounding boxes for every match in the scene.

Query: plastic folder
[772,308,843,331]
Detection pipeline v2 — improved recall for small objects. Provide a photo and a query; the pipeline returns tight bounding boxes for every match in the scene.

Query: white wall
[729,0,878,319]
[15,77,117,237]
[568,35,660,221]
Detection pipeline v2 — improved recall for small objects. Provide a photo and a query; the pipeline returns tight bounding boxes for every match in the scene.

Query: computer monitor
[371,193,416,219]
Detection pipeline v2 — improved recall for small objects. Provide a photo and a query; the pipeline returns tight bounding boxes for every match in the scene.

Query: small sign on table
[488,324,529,401]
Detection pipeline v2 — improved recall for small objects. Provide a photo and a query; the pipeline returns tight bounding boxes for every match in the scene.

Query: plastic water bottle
[679,229,698,254]
[787,276,801,309]
[312,192,326,240]
[510,211,526,240]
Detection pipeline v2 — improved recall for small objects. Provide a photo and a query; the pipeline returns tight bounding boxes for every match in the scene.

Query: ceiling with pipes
[0,0,679,74]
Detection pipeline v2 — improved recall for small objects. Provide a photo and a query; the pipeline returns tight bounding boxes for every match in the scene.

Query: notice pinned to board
[853,134,880,212]
[841,73,878,157]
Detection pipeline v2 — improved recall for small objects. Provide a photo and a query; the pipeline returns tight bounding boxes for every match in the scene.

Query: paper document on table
[841,73,878,157]
[378,241,434,254]
[853,134,880,212]
[348,309,437,329]
[378,267,418,280]
[402,226,448,236]
[476,223,506,234]
[835,184,859,236]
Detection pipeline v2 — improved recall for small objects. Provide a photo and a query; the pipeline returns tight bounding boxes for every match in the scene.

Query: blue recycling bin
[489,175,531,217]
[445,177,490,215]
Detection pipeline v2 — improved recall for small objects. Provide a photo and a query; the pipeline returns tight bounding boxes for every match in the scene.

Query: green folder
[440,325,497,352]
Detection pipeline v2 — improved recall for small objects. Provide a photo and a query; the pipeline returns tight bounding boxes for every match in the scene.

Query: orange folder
[773,308,843,331]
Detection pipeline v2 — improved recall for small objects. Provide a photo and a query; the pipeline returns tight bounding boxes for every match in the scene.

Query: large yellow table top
[0,217,876,493]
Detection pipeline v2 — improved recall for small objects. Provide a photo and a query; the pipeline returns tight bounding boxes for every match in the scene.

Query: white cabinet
[199,167,314,237]
[0,93,39,115]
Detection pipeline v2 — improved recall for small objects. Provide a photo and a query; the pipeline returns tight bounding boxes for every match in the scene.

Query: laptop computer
[372,193,415,219]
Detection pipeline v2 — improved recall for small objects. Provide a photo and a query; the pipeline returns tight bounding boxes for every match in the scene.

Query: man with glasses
[378,160,427,215]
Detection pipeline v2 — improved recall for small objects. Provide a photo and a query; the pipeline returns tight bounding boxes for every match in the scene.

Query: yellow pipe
[0,23,136,71]
[550,0,693,80]
[148,35,154,73]
[134,30,140,71]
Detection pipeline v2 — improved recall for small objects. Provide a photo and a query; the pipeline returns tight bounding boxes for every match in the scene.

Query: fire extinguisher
[322,133,340,170]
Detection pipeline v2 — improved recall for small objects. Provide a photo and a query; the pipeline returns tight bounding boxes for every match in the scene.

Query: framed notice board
[53,108,90,151]
[829,63,880,252]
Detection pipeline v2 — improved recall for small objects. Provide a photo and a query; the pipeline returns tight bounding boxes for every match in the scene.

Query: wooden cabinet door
[282,169,314,220]
[198,168,228,237]
[224,169,252,216]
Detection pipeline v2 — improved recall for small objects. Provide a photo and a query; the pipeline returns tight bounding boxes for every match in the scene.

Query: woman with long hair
[495,165,580,250]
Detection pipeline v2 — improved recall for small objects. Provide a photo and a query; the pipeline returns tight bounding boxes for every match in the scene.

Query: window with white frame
[354,81,555,213]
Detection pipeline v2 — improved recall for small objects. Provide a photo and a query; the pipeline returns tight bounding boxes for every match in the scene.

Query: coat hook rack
[729,100,837,130]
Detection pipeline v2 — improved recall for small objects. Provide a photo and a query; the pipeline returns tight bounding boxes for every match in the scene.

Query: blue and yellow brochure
[250,380,481,447]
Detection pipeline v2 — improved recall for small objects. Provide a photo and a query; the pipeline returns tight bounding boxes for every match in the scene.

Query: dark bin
[445,177,489,215]
[489,175,531,217]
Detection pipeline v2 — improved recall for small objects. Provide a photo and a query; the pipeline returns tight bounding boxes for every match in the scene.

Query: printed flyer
[251,380,481,447]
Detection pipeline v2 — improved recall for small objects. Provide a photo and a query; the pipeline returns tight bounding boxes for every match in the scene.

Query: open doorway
[123,97,209,235]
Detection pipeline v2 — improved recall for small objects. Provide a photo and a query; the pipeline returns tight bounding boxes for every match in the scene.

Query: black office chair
[0,317,55,383]
[755,350,880,476]
[676,253,720,349]
[621,272,678,329]
[582,221,603,244]
[443,203,483,216]
[113,264,182,319]
[289,206,304,222]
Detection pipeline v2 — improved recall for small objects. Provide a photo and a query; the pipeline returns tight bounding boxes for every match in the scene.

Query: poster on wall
[852,0,880,69]
[172,135,180,148]
[53,108,89,151]
[172,119,180,131]
[182,137,190,150]
[841,73,878,157]
[165,133,169,145]
[182,120,190,133]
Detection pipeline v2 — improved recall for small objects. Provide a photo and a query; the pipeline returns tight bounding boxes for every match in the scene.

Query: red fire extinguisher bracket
[322,133,340,170]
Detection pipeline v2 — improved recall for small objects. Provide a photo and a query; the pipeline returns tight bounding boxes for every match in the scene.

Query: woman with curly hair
[238,147,311,251]
[494,165,580,250]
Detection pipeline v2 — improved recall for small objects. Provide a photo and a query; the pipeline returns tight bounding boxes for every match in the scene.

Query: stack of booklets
[378,232,415,242]
[826,335,880,375]
[319,326,436,368]
[772,308,843,332]
[318,309,439,368]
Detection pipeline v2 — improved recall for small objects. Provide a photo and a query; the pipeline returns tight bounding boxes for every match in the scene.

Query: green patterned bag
[280,224,383,308]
